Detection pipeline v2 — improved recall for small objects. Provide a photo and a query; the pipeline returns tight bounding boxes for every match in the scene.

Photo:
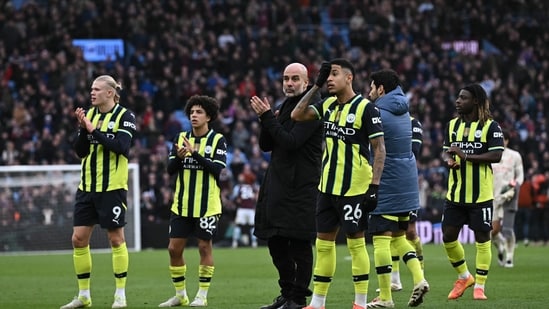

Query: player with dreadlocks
[441,83,504,301]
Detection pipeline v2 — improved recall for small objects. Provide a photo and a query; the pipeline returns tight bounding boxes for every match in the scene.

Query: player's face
[368,81,381,101]
[455,89,476,115]
[90,80,113,107]
[282,66,308,97]
[326,65,352,95]
[189,105,210,129]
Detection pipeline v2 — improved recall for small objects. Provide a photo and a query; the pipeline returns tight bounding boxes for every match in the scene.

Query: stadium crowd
[1,0,549,246]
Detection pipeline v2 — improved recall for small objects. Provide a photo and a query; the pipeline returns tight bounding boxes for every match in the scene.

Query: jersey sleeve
[487,121,505,151]
[212,135,228,167]
[442,122,451,150]
[363,102,384,139]
[310,98,326,120]
[167,133,183,175]
[91,109,135,156]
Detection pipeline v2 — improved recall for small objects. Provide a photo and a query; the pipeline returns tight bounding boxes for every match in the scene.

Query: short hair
[330,58,355,76]
[370,69,400,93]
[184,95,219,122]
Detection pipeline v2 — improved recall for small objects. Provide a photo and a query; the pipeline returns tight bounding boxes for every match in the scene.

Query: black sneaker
[281,300,306,309]
[260,295,287,309]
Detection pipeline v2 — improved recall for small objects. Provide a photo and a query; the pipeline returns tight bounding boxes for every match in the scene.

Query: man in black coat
[250,62,323,309]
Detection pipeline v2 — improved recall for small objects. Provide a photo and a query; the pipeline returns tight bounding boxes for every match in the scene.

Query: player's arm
[450,121,504,163]
[73,107,91,157]
[167,135,183,175]
[291,61,331,122]
[92,111,136,156]
[260,111,322,151]
[411,118,423,158]
[441,122,460,168]
[365,103,385,185]
[290,86,323,122]
[515,152,525,186]
[370,136,386,185]
[74,127,91,158]
[191,136,227,180]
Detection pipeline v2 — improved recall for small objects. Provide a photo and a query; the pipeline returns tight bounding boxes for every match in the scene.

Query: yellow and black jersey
[169,129,227,217]
[443,118,504,204]
[311,94,384,196]
[76,104,136,192]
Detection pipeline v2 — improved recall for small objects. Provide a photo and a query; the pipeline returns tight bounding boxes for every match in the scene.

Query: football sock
[112,242,128,290]
[373,235,392,301]
[312,238,336,298]
[475,241,491,285]
[170,265,187,296]
[444,240,470,278]
[392,235,423,285]
[347,237,369,307]
[74,245,92,293]
[197,265,214,298]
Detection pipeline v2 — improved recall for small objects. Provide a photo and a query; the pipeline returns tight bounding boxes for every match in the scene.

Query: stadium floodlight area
[0,164,141,254]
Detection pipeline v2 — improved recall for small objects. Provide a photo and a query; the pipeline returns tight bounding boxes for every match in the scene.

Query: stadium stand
[1,0,548,248]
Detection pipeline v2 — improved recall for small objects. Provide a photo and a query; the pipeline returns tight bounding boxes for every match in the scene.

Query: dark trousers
[267,235,313,304]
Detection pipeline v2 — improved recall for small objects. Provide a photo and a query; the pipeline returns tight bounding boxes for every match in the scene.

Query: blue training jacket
[370,86,419,214]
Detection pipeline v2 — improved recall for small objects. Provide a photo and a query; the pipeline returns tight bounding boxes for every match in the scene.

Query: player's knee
[107,230,126,247]
[167,244,183,257]
[71,234,88,247]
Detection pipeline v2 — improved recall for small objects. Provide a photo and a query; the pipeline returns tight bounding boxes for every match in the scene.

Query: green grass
[1,243,548,308]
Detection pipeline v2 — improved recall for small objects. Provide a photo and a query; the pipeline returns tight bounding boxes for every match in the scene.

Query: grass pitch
[1,243,548,308]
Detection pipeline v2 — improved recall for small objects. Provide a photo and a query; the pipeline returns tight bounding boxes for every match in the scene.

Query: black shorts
[169,213,221,240]
[316,193,367,235]
[368,212,410,235]
[441,200,493,233]
[74,189,127,229]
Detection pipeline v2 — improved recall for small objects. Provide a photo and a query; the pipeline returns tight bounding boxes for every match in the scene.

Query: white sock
[354,293,367,307]
[115,288,125,298]
[309,294,326,308]
[79,290,91,299]
[458,270,471,279]
[232,226,242,246]
[391,271,401,285]
[176,289,188,298]
[196,288,208,299]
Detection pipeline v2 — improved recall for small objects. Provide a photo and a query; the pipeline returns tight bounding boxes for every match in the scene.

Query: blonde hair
[94,75,123,103]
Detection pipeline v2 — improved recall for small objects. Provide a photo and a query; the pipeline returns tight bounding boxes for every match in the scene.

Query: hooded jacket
[254,87,323,240]
[370,86,420,214]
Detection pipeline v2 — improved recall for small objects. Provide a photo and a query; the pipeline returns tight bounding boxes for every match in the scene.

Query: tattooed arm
[290,85,322,122]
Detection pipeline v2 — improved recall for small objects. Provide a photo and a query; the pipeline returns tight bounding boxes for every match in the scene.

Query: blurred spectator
[0,0,547,239]
[517,169,536,245]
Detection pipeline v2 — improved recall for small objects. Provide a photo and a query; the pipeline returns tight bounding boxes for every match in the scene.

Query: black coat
[254,89,323,240]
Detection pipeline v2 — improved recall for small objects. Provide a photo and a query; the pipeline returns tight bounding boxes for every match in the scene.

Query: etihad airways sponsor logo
[450,141,484,149]
[324,121,356,141]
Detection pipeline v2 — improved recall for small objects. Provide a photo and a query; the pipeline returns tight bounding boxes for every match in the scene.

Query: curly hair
[462,83,492,126]
[184,95,219,122]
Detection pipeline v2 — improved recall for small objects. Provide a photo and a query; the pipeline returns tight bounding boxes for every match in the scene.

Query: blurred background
[1,0,548,250]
